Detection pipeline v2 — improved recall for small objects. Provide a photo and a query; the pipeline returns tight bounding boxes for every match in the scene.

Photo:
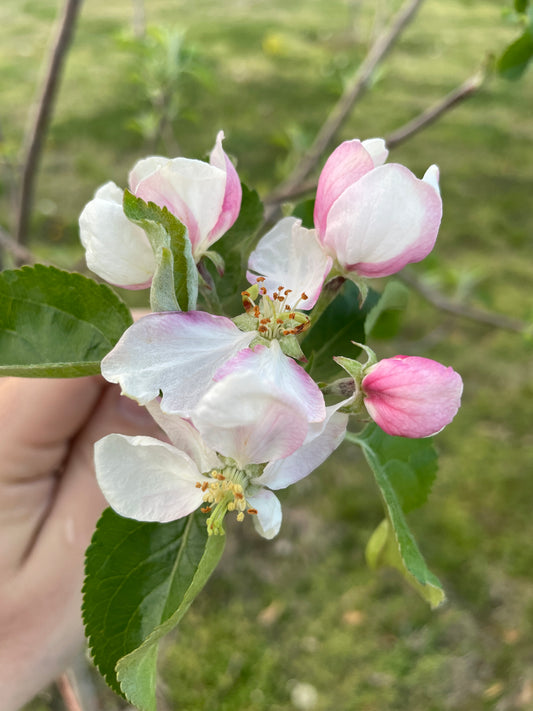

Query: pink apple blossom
[361,355,463,438]
[95,370,347,539]
[101,312,326,422]
[79,131,241,287]
[314,138,442,279]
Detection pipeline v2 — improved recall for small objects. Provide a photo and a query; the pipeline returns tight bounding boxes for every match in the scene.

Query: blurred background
[2,0,533,709]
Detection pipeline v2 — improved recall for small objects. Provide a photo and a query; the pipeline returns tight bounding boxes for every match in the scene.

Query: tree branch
[399,268,528,334]
[265,0,426,214]
[14,0,83,252]
[264,68,486,208]
[385,68,486,149]
[0,226,36,264]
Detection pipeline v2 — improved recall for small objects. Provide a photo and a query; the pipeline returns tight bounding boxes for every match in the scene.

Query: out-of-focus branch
[0,226,36,264]
[385,69,486,149]
[265,0,426,215]
[14,0,83,253]
[399,268,528,334]
[264,67,487,208]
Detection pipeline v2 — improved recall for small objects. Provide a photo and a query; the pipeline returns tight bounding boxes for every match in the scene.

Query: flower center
[241,277,310,340]
[195,467,258,535]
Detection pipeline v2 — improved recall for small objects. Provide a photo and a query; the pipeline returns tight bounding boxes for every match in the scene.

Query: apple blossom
[130,130,241,261]
[101,311,326,422]
[361,355,463,438]
[314,138,442,279]
[79,131,241,287]
[95,369,347,539]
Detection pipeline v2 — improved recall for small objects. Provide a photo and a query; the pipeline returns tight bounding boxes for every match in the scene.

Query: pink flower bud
[361,355,463,438]
[314,139,442,278]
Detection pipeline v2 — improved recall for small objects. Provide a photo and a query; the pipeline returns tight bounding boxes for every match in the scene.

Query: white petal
[422,164,441,196]
[247,217,332,309]
[79,181,155,287]
[254,408,348,490]
[361,138,389,167]
[101,311,256,415]
[128,156,170,192]
[192,368,309,467]
[145,399,221,473]
[95,434,209,522]
[215,340,326,423]
[247,488,282,539]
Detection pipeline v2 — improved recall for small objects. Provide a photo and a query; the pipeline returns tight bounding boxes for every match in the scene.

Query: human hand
[0,377,160,710]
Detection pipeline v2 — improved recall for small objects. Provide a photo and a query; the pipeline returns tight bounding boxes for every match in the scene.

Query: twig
[399,268,528,334]
[56,673,84,711]
[264,68,487,207]
[265,0,426,214]
[14,0,83,252]
[0,226,36,264]
[385,69,486,149]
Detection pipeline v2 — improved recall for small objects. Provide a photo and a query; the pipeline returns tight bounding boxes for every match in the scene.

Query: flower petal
[214,340,326,423]
[206,130,242,247]
[362,355,463,438]
[254,406,348,490]
[145,399,221,473]
[95,434,209,522]
[79,182,155,288]
[192,368,310,467]
[361,138,389,167]
[247,217,332,309]
[101,311,256,414]
[246,488,282,539]
[323,163,442,278]
[128,156,170,192]
[314,139,375,239]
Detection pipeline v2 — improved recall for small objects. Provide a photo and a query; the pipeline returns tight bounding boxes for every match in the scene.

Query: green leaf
[123,190,198,312]
[515,0,528,14]
[347,425,444,608]
[0,265,132,377]
[497,30,533,79]
[83,508,225,710]
[291,197,315,229]
[364,280,409,340]
[301,280,379,381]
[206,182,264,314]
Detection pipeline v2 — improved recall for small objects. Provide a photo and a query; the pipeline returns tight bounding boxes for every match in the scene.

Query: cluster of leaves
[0,185,443,710]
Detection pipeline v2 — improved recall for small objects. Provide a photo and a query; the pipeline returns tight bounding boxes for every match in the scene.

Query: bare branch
[399,268,528,334]
[56,673,84,711]
[14,0,83,252]
[265,0,426,213]
[0,226,36,264]
[385,69,486,149]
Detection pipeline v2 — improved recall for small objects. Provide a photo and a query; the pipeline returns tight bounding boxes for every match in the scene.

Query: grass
[2,0,533,709]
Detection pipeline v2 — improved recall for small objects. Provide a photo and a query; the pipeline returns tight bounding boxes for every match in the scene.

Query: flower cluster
[80,132,462,539]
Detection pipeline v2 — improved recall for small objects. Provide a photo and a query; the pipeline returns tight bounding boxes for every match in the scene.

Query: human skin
[0,377,160,710]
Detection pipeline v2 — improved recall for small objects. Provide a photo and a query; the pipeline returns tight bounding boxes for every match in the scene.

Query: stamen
[201,506,212,514]
[247,508,258,515]
[256,276,265,282]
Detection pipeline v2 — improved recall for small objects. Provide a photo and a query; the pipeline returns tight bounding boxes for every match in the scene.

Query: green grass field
[2,0,533,709]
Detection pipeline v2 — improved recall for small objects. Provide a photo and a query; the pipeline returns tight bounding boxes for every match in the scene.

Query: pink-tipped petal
[361,138,389,167]
[101,311,255,415]
[128,156,170,193]
[314,139,375,239]
[247,488,282,539]
[95,434,209,522]
[255,407,348,490]
[324,163,442,278]
[206,130,242,246]
[79,182,155,288]
[246,217,332,309]
[362,355,463,438]
[192,369,309,467]
[423,164,441,196]
[214,340,326,423]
